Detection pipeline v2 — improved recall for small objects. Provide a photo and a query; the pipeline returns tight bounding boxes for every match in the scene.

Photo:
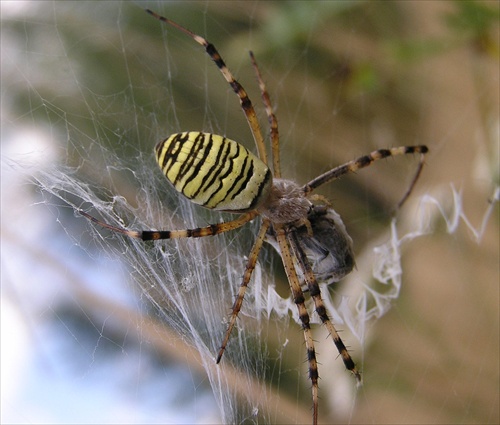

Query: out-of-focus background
[2,1,498,424]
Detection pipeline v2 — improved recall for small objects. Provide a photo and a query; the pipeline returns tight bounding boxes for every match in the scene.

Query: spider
[80,9,428,424]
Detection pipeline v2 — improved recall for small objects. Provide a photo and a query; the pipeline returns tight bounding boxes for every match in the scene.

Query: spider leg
[275,225,319,425]
[79,210,258,240]
[145,9,267,165]
[216,220,270,363]
[249,51,281,178]
[289,229,362,384]
[303,145,428,194]
[395,150,426,211]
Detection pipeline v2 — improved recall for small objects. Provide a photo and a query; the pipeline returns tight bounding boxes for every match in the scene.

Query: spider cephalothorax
[258,178,312,223]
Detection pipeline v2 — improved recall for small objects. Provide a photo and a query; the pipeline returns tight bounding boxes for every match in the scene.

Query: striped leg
[79,210,258,240]
[249,51,281,178]
[216,220,270,363]
[289,229,362,384]
[275,225,319,425]
[303,145,428,194]
[145,9,268,165]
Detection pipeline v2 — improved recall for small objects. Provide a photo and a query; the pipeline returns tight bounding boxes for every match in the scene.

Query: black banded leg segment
[395,150,427,211]
[79,210,258,240]
[249,51,281,178]
[145,9,268,165]
[275,226,319,425]
[303,145,428,194]
[216,220,270,363]
[289,230,362,383]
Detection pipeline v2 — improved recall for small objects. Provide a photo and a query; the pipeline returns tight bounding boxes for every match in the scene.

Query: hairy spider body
[80,9,428,424]
[258,178,312,223]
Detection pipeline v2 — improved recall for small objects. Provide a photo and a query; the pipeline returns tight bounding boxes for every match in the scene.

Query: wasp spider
[80,9,428,424]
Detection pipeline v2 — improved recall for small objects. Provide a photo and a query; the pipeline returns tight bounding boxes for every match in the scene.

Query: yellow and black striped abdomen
[155,132,272,211]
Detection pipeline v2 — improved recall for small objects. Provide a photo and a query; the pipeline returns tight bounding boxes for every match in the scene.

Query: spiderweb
[2,2,499,424]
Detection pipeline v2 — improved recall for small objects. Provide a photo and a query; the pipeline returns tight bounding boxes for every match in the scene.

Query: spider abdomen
[155,132,272,211]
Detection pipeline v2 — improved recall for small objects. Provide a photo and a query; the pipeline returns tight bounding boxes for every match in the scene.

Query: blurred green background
[2,1,498,424]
